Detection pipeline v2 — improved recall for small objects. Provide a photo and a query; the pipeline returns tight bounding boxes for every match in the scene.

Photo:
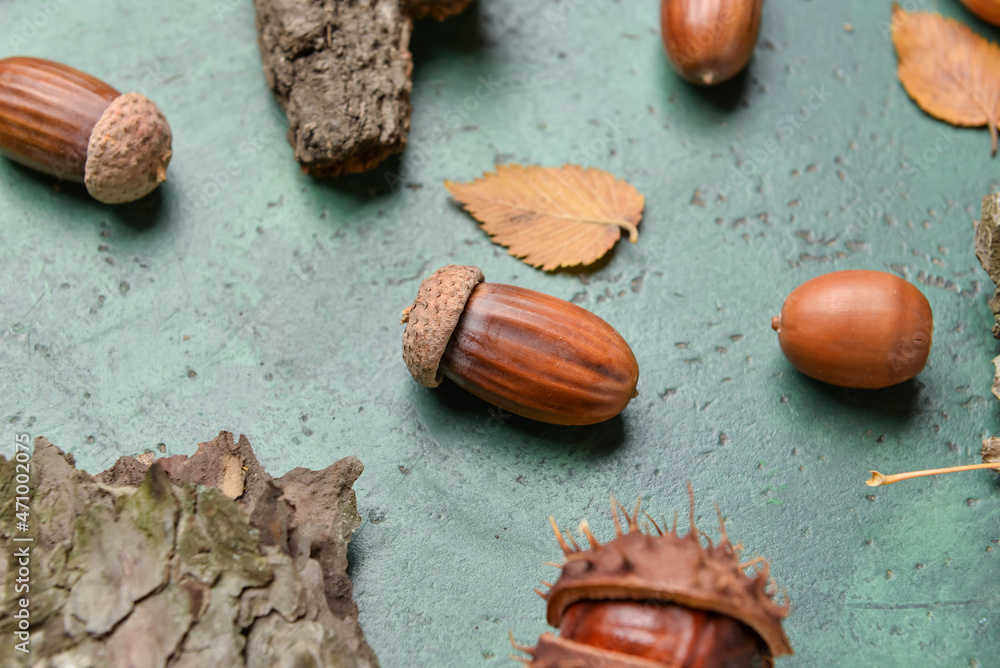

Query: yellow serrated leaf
[445,164,644,271]
[892,3,1000,155]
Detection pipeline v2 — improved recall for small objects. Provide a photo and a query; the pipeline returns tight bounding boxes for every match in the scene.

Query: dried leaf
[445,164,644,271]
[892,4,1000,155]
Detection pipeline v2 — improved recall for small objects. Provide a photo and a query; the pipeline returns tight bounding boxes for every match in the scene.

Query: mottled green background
[2,0,999,665]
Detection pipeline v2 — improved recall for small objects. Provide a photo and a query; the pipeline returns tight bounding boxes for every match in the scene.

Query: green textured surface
[2,0,999,666]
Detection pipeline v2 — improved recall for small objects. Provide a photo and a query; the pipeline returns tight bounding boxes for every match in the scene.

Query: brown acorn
[961,0,1000,26]
[660,0,763,85]
[514,487,793,667]
[771,270,933,389]
[400,265,639,425]
[0,57,172,203]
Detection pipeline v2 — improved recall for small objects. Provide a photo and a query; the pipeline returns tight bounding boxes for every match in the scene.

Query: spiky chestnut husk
[514,487,793,667]
[400,265,639,425]
[0,57,172,203]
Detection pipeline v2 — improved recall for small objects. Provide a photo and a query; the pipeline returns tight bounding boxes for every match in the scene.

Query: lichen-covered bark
[0,432,377,668]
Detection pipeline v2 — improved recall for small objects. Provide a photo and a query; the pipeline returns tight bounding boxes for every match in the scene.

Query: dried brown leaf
[445,164,644,271]
[892,4,1000,155]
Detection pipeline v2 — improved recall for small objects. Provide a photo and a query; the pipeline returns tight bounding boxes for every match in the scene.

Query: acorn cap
[543,492,793,660]
[84,92,172,204]
[400,265,484,387]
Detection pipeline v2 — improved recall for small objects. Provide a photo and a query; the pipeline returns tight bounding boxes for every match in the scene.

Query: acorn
[0,57,172,203]
[514,487,793,667]
[400,265,639,425]
[771,270,933,389]
[660,0,763,85]
[960,0,1000,26]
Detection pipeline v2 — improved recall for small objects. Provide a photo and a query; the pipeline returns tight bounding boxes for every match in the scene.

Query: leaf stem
[866,462,1000,486]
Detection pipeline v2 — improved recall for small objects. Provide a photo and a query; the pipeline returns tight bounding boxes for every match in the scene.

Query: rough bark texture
[0,432,377,668]
[254,0,413,177]
[974,193,1000,339]
[253,0,471,176]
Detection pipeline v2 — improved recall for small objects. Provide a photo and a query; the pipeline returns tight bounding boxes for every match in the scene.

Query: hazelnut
[400,265,639,425]
[660,0,763,85]
[771,270,933,389]
[0,57,172,203]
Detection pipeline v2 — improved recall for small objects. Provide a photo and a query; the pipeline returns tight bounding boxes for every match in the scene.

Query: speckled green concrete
[2,0,999,665]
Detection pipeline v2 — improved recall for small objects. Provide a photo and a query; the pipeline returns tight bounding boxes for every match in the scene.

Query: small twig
[866,462,1000,487]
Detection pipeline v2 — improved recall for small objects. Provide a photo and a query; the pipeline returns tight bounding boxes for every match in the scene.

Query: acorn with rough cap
[400,265,640,425]
[513,487,793,667]
[0,57,172,204]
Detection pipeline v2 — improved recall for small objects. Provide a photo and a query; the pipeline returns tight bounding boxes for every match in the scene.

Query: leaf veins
[892,3,1000,155]
[444,164,645,271]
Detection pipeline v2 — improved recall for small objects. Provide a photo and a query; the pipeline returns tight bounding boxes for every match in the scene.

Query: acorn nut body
[516,489,793,667]
[660,0,763,85]
[960,0,1000,26]
[772,270,933,389]
[0,57,172,203]
[400,265,639,425]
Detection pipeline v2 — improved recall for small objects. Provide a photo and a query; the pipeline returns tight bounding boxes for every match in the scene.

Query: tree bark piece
[0,432,378,667]
[253,0,471,176]
[254,0,413,177]
[974,192,1000,338]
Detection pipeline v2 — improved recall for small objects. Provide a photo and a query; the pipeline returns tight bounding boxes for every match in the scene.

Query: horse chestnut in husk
[515,488,793,667]
[771,270,933,389]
